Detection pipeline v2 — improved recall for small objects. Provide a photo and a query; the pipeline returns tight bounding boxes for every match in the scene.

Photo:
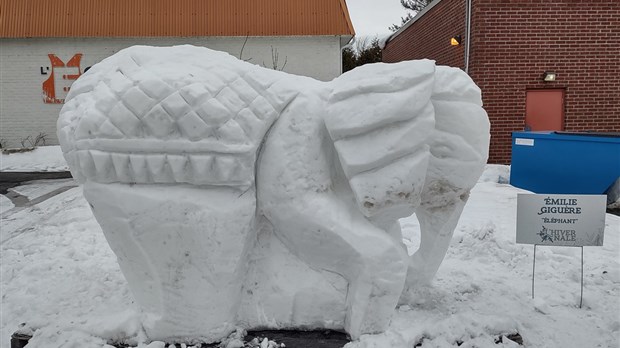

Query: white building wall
[0,36,342,147]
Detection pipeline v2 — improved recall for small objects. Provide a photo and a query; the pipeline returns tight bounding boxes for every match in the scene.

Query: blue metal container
[510,131,620,194]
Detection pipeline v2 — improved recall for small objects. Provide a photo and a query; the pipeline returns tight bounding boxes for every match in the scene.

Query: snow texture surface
[55,45,490,342]
[0,146,69,172]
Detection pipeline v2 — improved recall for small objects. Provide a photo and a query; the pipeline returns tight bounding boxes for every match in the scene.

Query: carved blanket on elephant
[58,46,297,190]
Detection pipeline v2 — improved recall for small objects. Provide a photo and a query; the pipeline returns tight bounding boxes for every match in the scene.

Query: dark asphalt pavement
[12,330,350,348]
[0,171,72,194]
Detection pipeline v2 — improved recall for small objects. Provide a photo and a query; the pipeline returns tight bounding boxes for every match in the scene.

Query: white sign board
[515,138,535,146]
[516,194,606,246]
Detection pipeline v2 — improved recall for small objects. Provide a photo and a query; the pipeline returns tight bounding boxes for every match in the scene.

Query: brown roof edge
[0,0,356,38]
[339,0,355,46]
[339,0,356,36]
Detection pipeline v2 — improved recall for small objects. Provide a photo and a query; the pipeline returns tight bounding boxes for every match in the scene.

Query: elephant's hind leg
[257,92,407,339]
[263,195,407,339]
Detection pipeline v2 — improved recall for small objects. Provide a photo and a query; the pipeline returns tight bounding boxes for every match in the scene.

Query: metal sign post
[580,246,584,308]
[532,244,536,299]
[531,244,584,308]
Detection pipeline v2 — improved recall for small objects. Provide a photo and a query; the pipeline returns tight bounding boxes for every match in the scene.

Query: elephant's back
[58,45,299,189]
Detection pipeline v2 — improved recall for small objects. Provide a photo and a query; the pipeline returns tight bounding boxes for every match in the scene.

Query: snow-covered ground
[0,146,71,213]
[1,161,619,347]
[1,146,69,172]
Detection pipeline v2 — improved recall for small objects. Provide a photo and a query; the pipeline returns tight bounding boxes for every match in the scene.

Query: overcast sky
[345,0,409,38]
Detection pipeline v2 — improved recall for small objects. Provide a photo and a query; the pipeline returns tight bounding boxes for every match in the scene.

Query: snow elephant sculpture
[58,45,489,343]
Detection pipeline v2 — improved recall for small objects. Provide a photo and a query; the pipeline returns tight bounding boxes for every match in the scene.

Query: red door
[525,89,564,131]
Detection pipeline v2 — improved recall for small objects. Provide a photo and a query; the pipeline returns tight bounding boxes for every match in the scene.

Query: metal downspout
[465,0,472,73]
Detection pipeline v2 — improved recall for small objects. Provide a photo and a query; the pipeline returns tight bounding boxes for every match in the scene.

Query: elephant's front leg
[400,188,469,303]
[257,94,407,339]
[400,65,490,299]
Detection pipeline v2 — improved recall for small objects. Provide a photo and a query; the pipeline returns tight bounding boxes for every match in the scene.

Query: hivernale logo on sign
[537,226,553,243]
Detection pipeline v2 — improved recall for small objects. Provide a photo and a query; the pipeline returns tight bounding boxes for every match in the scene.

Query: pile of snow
[606,178,620,209]
[477,164,510,184]
[1,165,618,348]
[0,146,68,172]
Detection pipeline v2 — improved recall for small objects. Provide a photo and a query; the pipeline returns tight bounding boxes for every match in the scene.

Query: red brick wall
[383,0,620,164]
[470,0,620,163]
[383,0,466,68]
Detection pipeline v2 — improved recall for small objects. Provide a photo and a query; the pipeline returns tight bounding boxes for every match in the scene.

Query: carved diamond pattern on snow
[143,104,177,138]
[93,81,121,115]
[195,98,234,128]
[177,111,214,140]
[74,108,109,140]
[105,70,134,96]
[139,78,175,100]
[108,102,142,137]
[214,86,246,116]
[179,83,212,105]
[235,108,263,140]
[98,119,125,139]
[248,96,278,121]
[64,62,287,145]
[160,92,192,119]
[228,77,260,105]
[122,86,157,118]
[214,120,248,145]
[202,70,232,96]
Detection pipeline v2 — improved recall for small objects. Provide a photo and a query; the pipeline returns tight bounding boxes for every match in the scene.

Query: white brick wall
[0,36,343,147]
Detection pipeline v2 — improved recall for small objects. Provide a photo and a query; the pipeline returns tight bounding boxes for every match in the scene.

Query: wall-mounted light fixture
[451,35,462,46]
[543,71,557,82]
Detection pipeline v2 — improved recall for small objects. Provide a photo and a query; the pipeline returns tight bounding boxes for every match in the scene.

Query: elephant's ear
[423,66,490,203]
[324,60,436,221]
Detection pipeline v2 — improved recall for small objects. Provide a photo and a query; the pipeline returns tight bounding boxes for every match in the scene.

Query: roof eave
[339,0,356,37]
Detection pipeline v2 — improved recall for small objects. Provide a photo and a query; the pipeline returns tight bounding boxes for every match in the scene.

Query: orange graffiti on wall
[42,53,83,104]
